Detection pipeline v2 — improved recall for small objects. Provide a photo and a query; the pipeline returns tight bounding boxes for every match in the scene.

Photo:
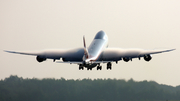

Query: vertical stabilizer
[83,36,89,59]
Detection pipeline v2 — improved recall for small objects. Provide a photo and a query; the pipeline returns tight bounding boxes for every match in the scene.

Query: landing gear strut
[107,62,112,70]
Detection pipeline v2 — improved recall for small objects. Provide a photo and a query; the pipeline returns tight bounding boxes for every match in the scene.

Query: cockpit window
[94,31,105,39]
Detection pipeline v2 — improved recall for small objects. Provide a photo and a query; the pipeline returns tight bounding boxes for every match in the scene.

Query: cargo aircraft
[5,31,175,70]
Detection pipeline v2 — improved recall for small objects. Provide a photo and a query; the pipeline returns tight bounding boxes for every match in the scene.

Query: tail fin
[83,36,89,59]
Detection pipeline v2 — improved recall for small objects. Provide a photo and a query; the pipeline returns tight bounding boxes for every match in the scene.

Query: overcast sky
[0,0,179,86]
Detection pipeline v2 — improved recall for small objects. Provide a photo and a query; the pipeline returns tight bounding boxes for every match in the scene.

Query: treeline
[0,75,180,101]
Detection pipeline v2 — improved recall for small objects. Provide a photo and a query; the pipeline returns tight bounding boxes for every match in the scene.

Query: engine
[123,57,129,62]
[144,54,152,62]
[36,56,46,62]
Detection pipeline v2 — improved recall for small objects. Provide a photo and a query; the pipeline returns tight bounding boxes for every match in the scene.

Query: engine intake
[36,56,46,62]
[144,54,152,62]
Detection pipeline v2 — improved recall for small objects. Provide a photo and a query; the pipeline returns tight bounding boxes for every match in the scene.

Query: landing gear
[123,57,129,62]
[107,62,112,70]
[97,65,102,70]
[87,68,92,70]
[116,61,118,64]
[79,64,84,70]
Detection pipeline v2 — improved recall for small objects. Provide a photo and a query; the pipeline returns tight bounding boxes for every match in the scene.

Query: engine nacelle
[123,57,129,62]
[36,56,46,62]
[144,54,152,62]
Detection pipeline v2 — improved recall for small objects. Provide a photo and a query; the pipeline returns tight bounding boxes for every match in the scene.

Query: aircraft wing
[4,50,42,56]
[4,48,175,64]
[4,48,84,61]
[139,49,175,56]
[100,48,175,61]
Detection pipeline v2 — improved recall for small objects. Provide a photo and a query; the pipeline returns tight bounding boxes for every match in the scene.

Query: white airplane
[5,31,175,70]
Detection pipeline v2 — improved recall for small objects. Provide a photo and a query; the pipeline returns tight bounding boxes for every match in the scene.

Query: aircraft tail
[83,36,89,59]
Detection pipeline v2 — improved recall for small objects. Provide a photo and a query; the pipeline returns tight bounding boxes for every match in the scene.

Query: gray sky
[0,0,179,86]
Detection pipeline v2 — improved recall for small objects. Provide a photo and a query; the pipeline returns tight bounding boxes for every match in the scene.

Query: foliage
[0,75,180,101]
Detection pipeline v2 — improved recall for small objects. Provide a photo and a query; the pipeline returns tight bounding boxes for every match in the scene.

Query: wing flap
[56,61,113,64]
[93,61,114,63]
[56,61,82,64]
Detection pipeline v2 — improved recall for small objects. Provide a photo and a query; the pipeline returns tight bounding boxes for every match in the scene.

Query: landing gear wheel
[97,66,99,70]
[97,66,102,70]
[87,68,92,70]
[107,66,111,70]
[79,67,84,70]
[79,65,84,70]
[107,62,112,70]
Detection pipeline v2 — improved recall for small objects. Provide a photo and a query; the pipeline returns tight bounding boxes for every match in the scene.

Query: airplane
[4,30,175,70]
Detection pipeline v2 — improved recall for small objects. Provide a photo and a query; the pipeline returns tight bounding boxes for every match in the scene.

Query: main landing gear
[97,65,102,70]
[79,64,92,70]
[107,62,112,70]
[87,68,92,70]
[79,62,112,70]
[97,62,112,70]
[79,64,84,70]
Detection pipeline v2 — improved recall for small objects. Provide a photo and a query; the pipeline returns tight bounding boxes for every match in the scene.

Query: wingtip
[3,50,15,53]
[165,48,176,52]
[4,50,9,52]
[170,49,176,51]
